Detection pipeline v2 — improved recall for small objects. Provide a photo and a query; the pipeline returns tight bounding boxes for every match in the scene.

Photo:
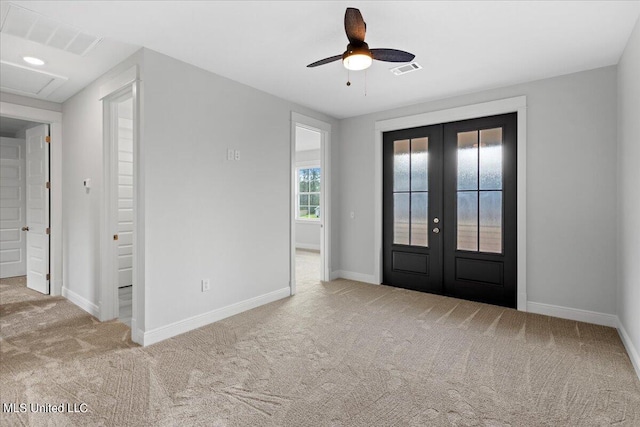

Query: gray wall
[141,49,336,330]
[61,50,144,311]
[335,66,618,315]
[61,47,337,335]
[617,17,640,367]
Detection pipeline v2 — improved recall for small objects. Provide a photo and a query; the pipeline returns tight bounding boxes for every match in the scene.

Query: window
[297,166,320,220]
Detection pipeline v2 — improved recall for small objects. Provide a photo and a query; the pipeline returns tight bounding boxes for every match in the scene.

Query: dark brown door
[383,113,517,308]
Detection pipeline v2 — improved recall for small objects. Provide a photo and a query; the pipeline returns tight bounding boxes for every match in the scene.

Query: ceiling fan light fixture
[343,52,372,71]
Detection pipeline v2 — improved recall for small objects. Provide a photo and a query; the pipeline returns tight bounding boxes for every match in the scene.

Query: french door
[383,113,517,308]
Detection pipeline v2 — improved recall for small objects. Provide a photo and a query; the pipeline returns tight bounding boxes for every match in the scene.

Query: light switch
[227,149,234,161]
[84,178,91,189]
[350,211,355,219]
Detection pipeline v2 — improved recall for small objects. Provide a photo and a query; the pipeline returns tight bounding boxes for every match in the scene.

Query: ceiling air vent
[390,62,422,76]
[0,4,103,56]
[0,60,68,97]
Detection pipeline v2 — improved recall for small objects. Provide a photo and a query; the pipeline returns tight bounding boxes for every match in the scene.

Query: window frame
[295,163,321,222]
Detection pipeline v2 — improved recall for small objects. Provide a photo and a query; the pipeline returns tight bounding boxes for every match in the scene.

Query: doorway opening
[0,116,51,295]
[294,125,322,287]
[290,113,331,294]
[101,85,137,330]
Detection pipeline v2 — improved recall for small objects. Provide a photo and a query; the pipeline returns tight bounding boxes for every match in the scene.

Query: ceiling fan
[307,7,415,71]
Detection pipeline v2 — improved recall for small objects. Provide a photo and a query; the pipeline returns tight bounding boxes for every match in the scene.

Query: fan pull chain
[346,68,351,86]
[364,70,367,96]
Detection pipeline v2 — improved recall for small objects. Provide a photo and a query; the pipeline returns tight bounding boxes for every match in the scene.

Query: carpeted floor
[1,265,639,426]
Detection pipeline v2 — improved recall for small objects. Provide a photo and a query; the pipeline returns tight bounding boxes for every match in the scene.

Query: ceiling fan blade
[370,48,415,63]
[307,54,343,68]
[344,7,366,44]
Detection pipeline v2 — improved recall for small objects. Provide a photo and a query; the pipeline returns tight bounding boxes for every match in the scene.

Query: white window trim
[295,164,321,223]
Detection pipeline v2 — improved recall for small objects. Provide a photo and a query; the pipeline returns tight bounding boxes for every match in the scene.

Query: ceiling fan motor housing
[343,42,371,60]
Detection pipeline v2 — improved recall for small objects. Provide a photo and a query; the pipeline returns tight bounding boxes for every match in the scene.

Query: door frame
[290,112,331,295]
[0,101,62,296]
[99,65,143,344]
[374,96,528,310]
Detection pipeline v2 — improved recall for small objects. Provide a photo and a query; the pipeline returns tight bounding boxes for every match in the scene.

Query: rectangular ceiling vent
[1,4,103,56]
[0,60,68,98]
[390,62,422,76]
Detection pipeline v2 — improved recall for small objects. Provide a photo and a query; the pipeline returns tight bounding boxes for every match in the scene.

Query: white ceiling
[0,2,139,102]
[4,1,640,119]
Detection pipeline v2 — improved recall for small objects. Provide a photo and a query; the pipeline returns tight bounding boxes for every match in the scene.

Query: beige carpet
[1,269,639,426]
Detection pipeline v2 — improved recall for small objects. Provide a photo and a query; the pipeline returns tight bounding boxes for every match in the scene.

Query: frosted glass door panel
[480,128,503,190]
[455,128,504,254]
[457,191,478,251]
[479,191,502,253]
[457,131,478,191]
[393,193,410,245]
[410,137,428,191]
[392,137,430,247]
[393,140,410,192]
[410,193,428,246]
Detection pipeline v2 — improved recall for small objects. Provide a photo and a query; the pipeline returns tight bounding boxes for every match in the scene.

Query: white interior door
[117,112,134,289]
[25,124,49,294]
[0,137,27,278]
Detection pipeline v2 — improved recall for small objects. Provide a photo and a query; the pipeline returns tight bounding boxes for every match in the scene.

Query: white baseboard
[330,270,378,285]
[296,243,320,251]
[617,319,640,380]
[526,301,618,328]
[142,287,290,346]
[62,287,99,318]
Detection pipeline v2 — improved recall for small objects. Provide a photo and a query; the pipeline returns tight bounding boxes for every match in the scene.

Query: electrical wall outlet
[234,150,240,160]
[201,279,211,292]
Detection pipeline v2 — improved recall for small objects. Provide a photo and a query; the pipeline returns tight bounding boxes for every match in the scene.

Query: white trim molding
[331,270,378,285]
[142,287,290,346]
[373,96,528,310]
[526,301,618,327]
[99,65,138,100]
[617,320,640,380]
[62,287,100,318]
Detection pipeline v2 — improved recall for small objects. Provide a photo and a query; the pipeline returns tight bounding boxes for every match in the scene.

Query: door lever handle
[432,227,440,234]
[21,226,29,231]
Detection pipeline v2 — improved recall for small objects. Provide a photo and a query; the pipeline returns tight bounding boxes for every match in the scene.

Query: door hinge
[45,227,50,235]
[45,136,51,143]
[46,273,50,281]
[46,181,50,189]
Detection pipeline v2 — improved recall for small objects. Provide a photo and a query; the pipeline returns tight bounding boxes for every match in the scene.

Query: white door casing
[0,137,26,278]
[25,124,50,294]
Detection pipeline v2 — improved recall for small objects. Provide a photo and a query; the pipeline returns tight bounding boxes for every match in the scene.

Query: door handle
[432,227,440,234]
[21,226,29,231]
